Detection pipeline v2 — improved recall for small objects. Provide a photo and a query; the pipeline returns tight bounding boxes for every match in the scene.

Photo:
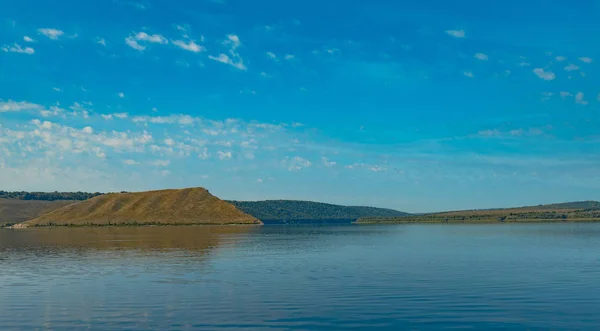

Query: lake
[1,223,600,330]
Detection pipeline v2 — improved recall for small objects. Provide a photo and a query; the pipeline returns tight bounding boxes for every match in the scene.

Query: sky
[1,0,600,213]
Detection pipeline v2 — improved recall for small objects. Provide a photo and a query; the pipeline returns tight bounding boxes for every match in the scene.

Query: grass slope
[23,187,261,227]
[0,199,75,226]
[357,200,600,224]
[228,200,408,223]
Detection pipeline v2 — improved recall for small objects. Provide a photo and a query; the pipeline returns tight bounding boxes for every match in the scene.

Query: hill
[228,200,409,224]
[357,200,600,224]
[22,187,261,227]
[0,199,76,227]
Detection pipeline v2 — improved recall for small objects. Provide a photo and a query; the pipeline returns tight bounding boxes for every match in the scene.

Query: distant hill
[228,200,409,224]
[22,188,261,227]
[0,199,76,227]
[0,191,103,201]
[357,200,600,224]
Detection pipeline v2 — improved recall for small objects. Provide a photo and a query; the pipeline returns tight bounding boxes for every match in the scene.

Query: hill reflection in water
[0,226,259,253]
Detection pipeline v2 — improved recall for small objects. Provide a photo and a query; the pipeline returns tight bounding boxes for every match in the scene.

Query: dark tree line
[0,191,104,201]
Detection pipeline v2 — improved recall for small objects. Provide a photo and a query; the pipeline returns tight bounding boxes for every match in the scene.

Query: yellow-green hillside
[22,187,262,227]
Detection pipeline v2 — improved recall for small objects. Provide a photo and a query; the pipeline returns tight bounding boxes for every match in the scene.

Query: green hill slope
[228,200,409,223]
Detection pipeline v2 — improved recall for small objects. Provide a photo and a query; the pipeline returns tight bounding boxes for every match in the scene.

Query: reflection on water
[1,223,600,330]
[0,226,258,252]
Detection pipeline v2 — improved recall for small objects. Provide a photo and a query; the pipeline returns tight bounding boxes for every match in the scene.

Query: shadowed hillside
[357,201,600,224]
[228,200,409,224]
[0,199,76,226]
[22,188,261,227]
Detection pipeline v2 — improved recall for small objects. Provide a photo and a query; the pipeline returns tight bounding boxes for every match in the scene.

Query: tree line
[0,191,104,201]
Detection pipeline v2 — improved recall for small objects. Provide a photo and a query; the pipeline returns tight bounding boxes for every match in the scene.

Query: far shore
[355,218,600,224]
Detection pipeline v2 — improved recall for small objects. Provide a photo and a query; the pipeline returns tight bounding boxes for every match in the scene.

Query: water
[1,224,600,330]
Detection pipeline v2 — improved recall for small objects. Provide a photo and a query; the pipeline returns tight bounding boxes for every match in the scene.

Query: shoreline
[355,218,600,224]
[4,222,263,229]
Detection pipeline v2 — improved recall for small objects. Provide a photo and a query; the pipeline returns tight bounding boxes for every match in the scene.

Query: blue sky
[1,0,599,212]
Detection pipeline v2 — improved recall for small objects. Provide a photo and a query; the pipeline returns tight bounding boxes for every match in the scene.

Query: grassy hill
[357,201,600,224]
[22,187,261,227]
[228,200,409,224]
[0,199,76,227]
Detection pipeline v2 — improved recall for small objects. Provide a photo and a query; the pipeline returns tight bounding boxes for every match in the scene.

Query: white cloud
[23,36,35,43]
[164,138,175,146]
[560,91,573,99]
[114,112,128,119]
[266,51,277,59]
[118,92,125,98]
[555,56,566,62]
[150,160,170,167]
[52,87,62,92]
[283,156,311,171]
[284,54,295,60]
[132,114,196,125]
[575,92,588,105]
[463,71,474,78]
[445,29,465,38]
[217,151,232,160]
[1,43,34,55]
[208,53,247,70]
[518,62,531,67]
[532,68,556,81]
[370,165,387,172]
[208,34,246,70]
[101,114,113,120]
[125,37,145,51]
[474,53,488,61]
[37,28,64,40]
[322,157,336,167]
[82,126,93,134]
[97,38,107,46]
[564,64,580,71]
[0,100,40,112]
[579,57,593,64]
[125,31,168,51]
[123,159,138,165]
[256,178,263,183]
[172,39,205,53]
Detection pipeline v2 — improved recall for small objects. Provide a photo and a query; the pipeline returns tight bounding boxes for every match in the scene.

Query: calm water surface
[1,224,600,330]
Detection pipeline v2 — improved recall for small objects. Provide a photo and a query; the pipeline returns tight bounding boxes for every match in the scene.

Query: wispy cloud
[150,160,170,167]
[1,43,34,55]
[37,28,64,40]
[217,151,232,160]
[555,56,566,61]
[125,31,168,51]
[172,39,205,53]
[564,64,580,71]
[474,53,488,61]
[266,51,277,60]
[0,100,40,112]
[578,57,593,64]
[123,159,139,165]
[445,29,465,38]
[23,36,35,43]
[283,156,311,171]
[532,68,556,81]
[321,157,336,167]
[208,34,246,70]
[463,71,474,78]
[97,37,107,46]
[575,92,588,105]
